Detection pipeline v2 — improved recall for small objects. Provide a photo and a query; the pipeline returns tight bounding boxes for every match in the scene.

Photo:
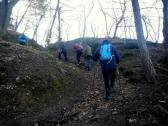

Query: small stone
[95,91,99,94]
[16,76,20,82]
[34,122,38,126]
[6,56,15,61]
[1,72,6,77]
[73,117,78,121]
[129,118,137,124]
[159,100,166,103]
[60,68,67,74]
[112,111,118,115]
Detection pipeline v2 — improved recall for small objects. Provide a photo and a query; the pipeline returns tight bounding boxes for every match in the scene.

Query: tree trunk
[0,0,18,37]
[113,23,119,38]
[15,0,32,31]
[46,0,60,45]
[0,0,8,37]
[91,25,96,38]
[113,0,126,38]
[131,0,156,82]
[58,7,61,42]
[98,0,109,37]
[162,0,168,47]
[82,1,94,38]
[156,16,161,43]
[32,15,43,40]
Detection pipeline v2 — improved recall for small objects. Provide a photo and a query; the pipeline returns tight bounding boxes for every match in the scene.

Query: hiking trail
[37,62,138,126]
[1,41,167,126]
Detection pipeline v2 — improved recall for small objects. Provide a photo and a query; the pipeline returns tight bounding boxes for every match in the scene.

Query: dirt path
[38,63,138,126]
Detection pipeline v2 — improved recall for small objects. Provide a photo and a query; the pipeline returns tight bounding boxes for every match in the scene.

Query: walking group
[17,33,121,100]
[58,42,93,71]
[58,39,120,100]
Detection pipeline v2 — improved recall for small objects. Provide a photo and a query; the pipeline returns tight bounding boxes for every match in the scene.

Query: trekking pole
[92,61,96,85]
[117,67,125,100]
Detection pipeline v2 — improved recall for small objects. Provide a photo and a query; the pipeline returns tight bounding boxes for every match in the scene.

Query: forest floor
[0,40,168,126]
[37,63,131,126]
[36,61,168,126]
[29,45,168,126]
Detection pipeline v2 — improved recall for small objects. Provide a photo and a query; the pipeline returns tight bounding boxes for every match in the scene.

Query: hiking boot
[108,95,112,100]
[104,95,112,100]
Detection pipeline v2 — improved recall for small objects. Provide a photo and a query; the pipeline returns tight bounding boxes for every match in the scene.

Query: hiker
[93,39,120,100]
[18,34,29,45]
[73,43,83,65]
[58,42,68,62]
[84,44,92,71]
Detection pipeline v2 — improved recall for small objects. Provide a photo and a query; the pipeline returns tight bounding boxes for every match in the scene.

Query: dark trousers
[84,56,92,70]
[58,51,68,62]
[76,51,82,64]
[102,69,116,97]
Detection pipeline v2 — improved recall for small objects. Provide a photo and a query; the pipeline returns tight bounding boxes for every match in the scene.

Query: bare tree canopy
[0,0,163,46]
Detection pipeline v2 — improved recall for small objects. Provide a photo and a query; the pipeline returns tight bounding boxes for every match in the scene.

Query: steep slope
[1,39,168,126]
[0,41,87,125]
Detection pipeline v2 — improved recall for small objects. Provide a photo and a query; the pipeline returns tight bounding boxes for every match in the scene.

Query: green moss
[16,76,33,87]
[120,59,133,69]
[53,78,64,91]
[46,51,55,59]
[31,87,46,98]
[119,48,126,53]
[120,51,138,68]
[15,76,44,98]
[14,105,25,113]
[119,53,136,77]
[122,53,135,59]
[0,42,11,47]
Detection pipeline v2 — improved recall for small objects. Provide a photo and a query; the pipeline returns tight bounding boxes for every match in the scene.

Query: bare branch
[98,0,109,37]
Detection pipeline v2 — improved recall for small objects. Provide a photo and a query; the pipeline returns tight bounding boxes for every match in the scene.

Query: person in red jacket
[73,43,83,65]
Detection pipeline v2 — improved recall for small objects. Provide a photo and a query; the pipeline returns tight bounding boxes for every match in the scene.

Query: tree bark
[162,0,168,47]
[113,0,126,38]
[131,0,156,82]
[0,0,8,37]
[142,16,150,40]
[58,7,61,42]
[113,7,126,38]
[91,25,96,38]
[156,16,161,43]
[46,0,60,45]
[32,15,43,40]
[98,0,109,37]
[0,0,18,37]
[15,0,32,31]
[82,1,94,38]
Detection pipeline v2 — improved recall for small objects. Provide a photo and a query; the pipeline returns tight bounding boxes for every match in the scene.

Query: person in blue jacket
[93,39,120,100]
[18,34,29,45]
[58,42,68,62]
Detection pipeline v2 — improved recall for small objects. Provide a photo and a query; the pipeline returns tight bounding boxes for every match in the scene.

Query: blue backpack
[100,43,112,60]
[19,34,29,45]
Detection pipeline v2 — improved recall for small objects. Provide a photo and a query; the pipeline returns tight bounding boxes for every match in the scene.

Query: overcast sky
[11,0,163,46]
